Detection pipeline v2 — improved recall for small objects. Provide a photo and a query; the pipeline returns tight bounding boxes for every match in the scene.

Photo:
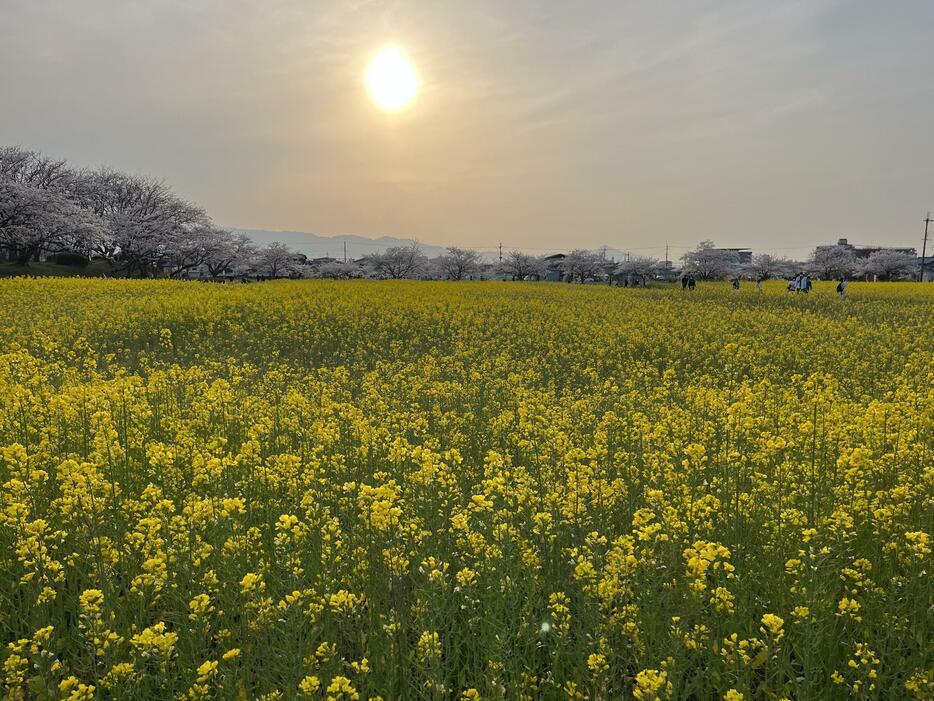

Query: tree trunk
[15,247,37,266]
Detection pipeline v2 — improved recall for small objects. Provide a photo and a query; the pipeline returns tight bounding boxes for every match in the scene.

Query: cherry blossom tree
[364,244,427,279]
[861,249,917,281]
[808,245,858,280]
[615,256,658,286]
[499,251,546,280]
[204,232,256,278]
[681,241,740,280]
[561,249,609,283]
[747,253,797,280]
[253,241,300,278]
[436,247,482,280]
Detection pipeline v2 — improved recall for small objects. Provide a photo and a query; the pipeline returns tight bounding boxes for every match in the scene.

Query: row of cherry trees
[681,240,919,281]
[346,246,654,282]
[1,147,919,281]
[347,241,918,282]
[0,147,289,277]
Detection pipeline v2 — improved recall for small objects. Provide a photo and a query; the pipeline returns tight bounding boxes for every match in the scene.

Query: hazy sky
[2,1,932,257]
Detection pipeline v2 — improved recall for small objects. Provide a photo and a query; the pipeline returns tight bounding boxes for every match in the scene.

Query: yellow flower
[188,593,214,621]
[326,675,359,701]
[240,572,265,594]
[100,662,136,690]
[328,589,364,613]
[760,613,785,641]
[456,567,478,588]
[587,652,609,676]
[417,631,442,662]
[837,597,862,621]
[1,278,931,699]
[129,622,178,659]
[633,668,672,701]
[196,659,218,683]
[78,589,105,616]
[299,675,321,696]
[58,676,95,701]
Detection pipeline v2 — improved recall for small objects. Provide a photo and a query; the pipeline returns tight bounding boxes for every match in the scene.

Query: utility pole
[921,212,931,282]
[665,242,670,267]
[498,242,502,263]
[343,240,347,264]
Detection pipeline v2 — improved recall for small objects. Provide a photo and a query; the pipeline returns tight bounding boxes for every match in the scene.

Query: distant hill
[233,228,649,264]
[233,229,451,261]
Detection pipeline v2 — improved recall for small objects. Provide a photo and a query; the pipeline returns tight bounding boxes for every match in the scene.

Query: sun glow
[366,46,418,111]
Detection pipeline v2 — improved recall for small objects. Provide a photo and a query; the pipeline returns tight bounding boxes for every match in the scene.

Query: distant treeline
[1,146,924,281]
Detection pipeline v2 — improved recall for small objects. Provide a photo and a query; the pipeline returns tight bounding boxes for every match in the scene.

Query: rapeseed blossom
[0,278,930,698]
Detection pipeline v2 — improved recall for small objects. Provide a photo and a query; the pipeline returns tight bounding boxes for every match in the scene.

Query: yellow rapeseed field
[0,278,932,700]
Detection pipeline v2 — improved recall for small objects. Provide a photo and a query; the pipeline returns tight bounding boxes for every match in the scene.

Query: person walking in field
[681,275,689,290]
[688,275,696,290]
[804,275,812,294]
[837,279,848,298]
[755,278,762,291]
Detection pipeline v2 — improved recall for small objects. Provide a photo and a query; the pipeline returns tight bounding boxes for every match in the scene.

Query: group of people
[678,272,849,298]
[788,273,813,293]
[789,274,849,297]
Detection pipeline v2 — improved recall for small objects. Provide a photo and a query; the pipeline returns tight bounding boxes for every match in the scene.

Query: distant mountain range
[233,228,654,264]
[233,229,453,261]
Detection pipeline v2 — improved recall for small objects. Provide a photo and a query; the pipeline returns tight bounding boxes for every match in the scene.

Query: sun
[366,46,418,112]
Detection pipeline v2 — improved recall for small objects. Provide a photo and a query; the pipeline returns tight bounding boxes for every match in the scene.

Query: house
[714,247,752,264]
[919,257,934,282]
[653,259,681,282]
[306,256,340,275]
[542,253,565,282]
[817,238,917,259]
[179,264,212,279]
[476,262,511,281]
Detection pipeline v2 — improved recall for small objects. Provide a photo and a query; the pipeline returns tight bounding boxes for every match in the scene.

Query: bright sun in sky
[366,46,418,112]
